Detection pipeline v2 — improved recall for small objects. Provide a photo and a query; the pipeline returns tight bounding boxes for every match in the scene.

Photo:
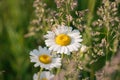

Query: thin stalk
[84,0,96,44]
[66,0,70,26]
[87,1,96,80]
[104,2,110,64]
[87,0,96,27]
[104,1,110,77]
[90,70,94,80]
[57,53,64,74]
[38,68,43,80]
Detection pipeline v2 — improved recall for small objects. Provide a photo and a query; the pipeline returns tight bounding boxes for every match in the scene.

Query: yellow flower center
[41,78,48,80]
[55,34,71,46]
[39,54,52,64]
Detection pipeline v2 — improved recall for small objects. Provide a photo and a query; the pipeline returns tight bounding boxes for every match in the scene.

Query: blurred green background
[0,0,35,80]
[0,0,119,80]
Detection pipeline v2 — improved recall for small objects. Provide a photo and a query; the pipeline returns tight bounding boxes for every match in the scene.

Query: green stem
[38,68,43,80]
[66,0,70,26]
[90,67,94,80]
[105,9,110,63]
[84,0,96,45]
[87,0,96,27]
[57,53,64,74]
[56,67,61,74]
[61,53,64,59]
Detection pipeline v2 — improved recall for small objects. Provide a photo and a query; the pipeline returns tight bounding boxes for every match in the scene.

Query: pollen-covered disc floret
[39,54,52,64]
[55,34,71,46]
[30,46,61,70]
[44,25,83,55]
[33,71,54,80]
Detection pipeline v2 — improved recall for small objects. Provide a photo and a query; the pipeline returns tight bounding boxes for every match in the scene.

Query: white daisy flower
[44,25,83,55]
[33,71,54,80]
[30,46,61,70]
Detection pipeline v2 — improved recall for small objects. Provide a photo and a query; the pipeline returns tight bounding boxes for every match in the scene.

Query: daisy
[44,25,82,55]
[33,71,54,80]
[30,46,61,70]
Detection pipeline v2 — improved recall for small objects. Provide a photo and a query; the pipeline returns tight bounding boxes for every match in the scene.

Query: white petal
[75,39,83,42]
[53,45,60,51]
[34,63,40,67]
[61,46,65,53]
[45,40,55,46]
[71,45,78,51]
[63,46,69,54]
[74,43,80,48]
[67,45,74,51]
[33,49,39,55]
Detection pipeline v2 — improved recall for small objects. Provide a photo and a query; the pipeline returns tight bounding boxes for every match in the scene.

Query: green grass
[0,0,34,80]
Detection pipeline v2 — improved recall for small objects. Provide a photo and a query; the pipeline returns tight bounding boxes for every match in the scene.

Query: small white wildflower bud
[41,8,44,13]
[75,11,78,16]
[80,45,87,53]
[115,17,119,22]
[50,19,54,22]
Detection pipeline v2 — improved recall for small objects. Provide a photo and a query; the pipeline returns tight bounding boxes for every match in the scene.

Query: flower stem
[38,68,43,80]
[90,67,95,80]
[87,0,96,27]
[57,53,64,74]
[61,53,64,59]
